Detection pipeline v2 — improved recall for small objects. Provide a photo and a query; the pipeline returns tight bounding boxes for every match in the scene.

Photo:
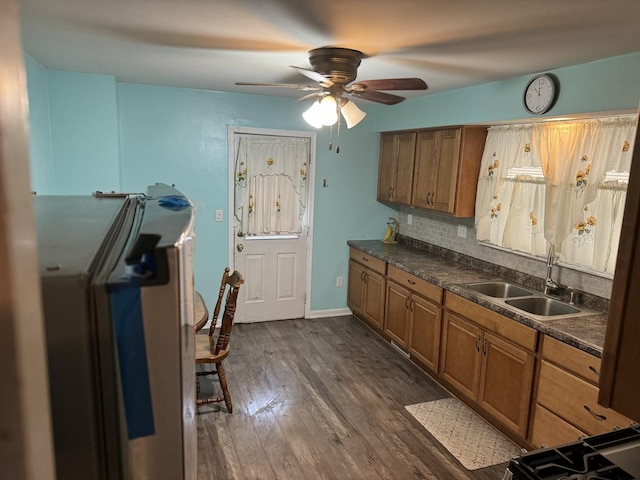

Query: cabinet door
[393,131,417,205]
[478,332,535,438]
[530,403,585,448]
[377,133,397,203]
[431,128,461,214]
[385,281,411,347]
[362,269,386,330]
[409,295,442,372]
[347,260,365,314]
[411,130,437,209]
[440,312,482,400]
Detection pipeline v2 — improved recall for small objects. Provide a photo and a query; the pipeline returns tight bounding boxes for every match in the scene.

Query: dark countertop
[348,240,608,357]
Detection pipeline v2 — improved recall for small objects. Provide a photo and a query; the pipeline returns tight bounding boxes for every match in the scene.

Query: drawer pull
[584,405,607,421]
[588,365,600,377]
[362,256,369,262]
[407,279,416,285]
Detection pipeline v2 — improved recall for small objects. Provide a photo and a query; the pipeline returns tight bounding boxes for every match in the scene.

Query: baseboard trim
[305,307,352,319]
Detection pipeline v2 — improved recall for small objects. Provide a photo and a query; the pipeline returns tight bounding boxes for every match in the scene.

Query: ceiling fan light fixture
[302,100,324,128]
[318,95,338,126]
[340,99,366,129]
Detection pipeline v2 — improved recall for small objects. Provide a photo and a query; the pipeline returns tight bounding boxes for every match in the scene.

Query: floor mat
[405,397,521,470]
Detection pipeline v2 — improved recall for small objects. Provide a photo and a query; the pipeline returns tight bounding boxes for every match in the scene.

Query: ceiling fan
[235,47,428,130]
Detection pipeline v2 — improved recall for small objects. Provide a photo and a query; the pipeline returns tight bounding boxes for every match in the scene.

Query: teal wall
[23,51,640,313]
[24,55,54,193]
[375,52,640,131]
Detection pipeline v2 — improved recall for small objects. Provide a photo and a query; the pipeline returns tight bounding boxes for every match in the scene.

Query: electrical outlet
[215,210,223,222]
[457,225,467,238]
[407,214,413,225]
[336,276,343,287]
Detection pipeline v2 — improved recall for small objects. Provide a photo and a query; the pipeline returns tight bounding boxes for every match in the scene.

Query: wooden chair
[195,267,243,413]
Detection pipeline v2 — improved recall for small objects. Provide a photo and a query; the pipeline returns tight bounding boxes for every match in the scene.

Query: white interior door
[228,127,316,323]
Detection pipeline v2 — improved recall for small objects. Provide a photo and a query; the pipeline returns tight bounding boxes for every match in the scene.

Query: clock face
[524,74,557,114]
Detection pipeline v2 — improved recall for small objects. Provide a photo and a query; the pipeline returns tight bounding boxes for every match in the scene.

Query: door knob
[236,243,244,252]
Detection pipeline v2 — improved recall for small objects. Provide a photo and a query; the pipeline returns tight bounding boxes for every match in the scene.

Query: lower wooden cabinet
[530,335,634,447]
[347,249,387,331]
[408,295,442,372]
[384,280,412,346]
[384,265,443,371]
[441,294,536,438]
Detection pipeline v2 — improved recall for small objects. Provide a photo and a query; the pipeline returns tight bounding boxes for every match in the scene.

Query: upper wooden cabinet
[378,125,487,216]
[377,131,417,205]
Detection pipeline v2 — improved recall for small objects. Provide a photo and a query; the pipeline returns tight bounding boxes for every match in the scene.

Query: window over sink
[474,115,636,276]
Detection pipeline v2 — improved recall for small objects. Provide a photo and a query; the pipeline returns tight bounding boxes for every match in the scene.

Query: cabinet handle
[482,338,488,356]
[363,273,368,284]
[362,256,368,262]
[407,279,416,285]
[406,297,411,310]
[426,192,432,205]
[588,365,600,377]
[475,335,481,352]
[360,271,365,282]
[584,405,607,421]
[409,298,414,312]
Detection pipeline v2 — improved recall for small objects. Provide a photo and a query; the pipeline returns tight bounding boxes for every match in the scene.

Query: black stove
[506,426,640,480]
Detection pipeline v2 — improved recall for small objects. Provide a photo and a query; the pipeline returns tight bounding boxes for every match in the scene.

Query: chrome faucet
[543,244,562,295]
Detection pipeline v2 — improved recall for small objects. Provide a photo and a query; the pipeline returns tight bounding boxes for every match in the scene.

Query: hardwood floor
[196,316,510,479]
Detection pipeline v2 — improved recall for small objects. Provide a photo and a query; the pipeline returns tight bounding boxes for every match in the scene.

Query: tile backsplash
[396,206,613,301]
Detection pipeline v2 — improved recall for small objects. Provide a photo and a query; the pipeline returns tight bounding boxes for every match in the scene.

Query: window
[475,116,636,275]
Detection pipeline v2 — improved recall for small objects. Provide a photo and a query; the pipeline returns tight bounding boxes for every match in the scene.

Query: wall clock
[523,74,557,115]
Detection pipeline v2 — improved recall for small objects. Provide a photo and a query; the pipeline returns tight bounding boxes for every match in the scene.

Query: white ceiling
[18,0,640,102]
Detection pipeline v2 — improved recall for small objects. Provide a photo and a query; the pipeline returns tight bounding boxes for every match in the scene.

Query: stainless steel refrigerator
[36,183,197,480]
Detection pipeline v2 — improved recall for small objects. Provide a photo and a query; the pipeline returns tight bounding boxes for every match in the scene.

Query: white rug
[405,397,521,471]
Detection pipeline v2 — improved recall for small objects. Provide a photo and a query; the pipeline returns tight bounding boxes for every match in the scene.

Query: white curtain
[475,123,547,256]
[475,116,636,274]
[234,135,309,235]
[539,117,635,245]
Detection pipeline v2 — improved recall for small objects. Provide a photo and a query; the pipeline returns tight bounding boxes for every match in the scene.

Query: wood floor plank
[197,316,514,479]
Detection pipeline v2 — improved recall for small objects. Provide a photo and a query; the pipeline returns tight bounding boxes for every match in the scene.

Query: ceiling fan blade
[235,82,321,91]
[350,78,428,91]
[290,66,333,87]
[348,90,406,105]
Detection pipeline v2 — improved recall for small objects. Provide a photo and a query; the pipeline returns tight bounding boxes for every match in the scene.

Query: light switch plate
[215,210,223,222]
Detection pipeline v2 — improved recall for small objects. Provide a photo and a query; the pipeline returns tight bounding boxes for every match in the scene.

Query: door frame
[227,126,317,320]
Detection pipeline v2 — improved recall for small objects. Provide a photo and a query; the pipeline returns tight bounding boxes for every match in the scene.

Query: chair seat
[195,334,229,363]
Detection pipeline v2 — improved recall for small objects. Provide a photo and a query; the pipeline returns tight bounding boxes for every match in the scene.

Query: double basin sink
[459,281,599,320]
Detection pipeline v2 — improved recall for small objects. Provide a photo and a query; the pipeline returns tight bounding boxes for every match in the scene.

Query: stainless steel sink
[458,281,601,320]
[464,281,533,298]
[504,296,581,316]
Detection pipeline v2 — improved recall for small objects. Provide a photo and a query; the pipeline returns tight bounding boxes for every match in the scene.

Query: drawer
[387,265,443,304]
[349,247,387,275]
[444,292,537,351]
[542,335,600,384]
[530,403,585,448]
[536,360,633,436]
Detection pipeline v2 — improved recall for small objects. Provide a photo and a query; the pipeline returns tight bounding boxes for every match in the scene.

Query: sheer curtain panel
[234,135,310,236]
[475,116,636,274]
